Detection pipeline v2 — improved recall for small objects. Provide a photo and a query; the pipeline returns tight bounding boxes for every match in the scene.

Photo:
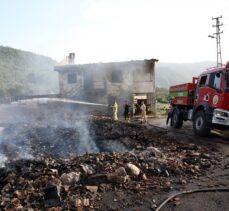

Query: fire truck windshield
[226,72,229,92]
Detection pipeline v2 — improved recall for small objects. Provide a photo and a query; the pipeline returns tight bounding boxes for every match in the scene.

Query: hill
[156,61,215,89]
[0,46,58,98]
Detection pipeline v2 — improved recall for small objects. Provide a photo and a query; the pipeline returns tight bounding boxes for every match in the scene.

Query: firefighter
[131,103,136,120]
[112,101,118,121]
[166,102,174,126]
[123,100,131,122]
[140,101,147,123]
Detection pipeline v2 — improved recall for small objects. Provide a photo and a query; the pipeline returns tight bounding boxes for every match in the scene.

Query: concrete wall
[58,68,84,97]
[55,59,157,114]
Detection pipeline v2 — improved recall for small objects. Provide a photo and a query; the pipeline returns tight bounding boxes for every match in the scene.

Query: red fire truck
[169,62,229,136]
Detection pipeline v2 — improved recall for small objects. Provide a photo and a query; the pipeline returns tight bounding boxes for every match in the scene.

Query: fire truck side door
[207,71,223,108]
[194,75,208,105]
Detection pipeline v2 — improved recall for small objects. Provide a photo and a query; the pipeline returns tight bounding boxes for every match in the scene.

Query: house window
[112,70,123,83]
[67,73,77,84]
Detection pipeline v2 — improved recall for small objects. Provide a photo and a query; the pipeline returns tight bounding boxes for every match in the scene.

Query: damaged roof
[54,58,159,72]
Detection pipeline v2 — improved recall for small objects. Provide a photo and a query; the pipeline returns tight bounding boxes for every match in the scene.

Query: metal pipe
[155,187,229,211]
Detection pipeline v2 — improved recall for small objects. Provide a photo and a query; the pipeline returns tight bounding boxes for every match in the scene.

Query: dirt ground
[148,116,229,211]
[114,115,229,211]
[86,116,229,211]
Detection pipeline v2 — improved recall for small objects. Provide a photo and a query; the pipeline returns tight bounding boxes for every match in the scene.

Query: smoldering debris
[0,99,108,163]
[0,126,34,163]
[0,153,7,167]
[0,120,129,163]
[0,116,225,210]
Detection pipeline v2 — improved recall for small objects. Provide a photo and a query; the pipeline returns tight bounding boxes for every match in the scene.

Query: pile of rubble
[0,117,223,210]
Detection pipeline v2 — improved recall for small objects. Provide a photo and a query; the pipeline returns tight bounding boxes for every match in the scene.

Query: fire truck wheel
[193,110,211,136]
[172,109,183,128]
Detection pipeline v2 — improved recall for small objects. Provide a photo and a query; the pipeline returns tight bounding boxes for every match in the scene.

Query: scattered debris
[0,116,225,210]
[126,163,141,176]
[86,185,98,193]
[43,184,61,208]
[107,167,128,183]
[60,172,80,186]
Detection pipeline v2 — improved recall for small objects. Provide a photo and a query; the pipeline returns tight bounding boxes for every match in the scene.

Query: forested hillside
[156,61,215,89]
[0,46,58,98]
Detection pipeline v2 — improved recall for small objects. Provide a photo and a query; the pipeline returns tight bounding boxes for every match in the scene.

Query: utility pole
[208,16,223,67]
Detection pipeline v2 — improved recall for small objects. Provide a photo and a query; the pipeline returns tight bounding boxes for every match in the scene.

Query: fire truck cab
[169,62,229,136]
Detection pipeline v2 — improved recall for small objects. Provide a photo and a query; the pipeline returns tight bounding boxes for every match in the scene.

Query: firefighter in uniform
[112,101,118,121]
[140,101,147,123]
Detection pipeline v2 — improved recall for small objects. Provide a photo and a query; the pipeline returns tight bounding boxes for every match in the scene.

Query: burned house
[54,57,158,114]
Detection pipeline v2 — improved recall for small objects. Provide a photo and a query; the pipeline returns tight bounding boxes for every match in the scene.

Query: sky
[0,0,228,64]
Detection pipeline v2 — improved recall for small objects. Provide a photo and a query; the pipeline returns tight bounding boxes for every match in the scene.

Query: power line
[208,16,223,67]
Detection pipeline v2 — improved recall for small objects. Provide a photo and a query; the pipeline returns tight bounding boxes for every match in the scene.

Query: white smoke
[0,128,7,167]
[17,147,34,160]
[0,100,101,162]
[0,153,7,168]
[0,97,128,165]
[74,120,99,155]
[0,121,35,167]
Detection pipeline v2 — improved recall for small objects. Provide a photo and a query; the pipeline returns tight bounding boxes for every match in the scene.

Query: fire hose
[155,187,229,211]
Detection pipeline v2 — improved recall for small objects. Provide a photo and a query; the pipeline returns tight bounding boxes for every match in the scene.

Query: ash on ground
[0,116,227,210]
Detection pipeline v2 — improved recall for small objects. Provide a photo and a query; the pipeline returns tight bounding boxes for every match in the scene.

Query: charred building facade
[54,58,158,114]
